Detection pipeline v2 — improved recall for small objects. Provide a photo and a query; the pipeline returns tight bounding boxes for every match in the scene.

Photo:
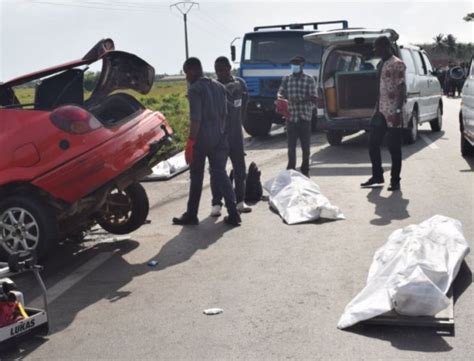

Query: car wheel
[0,195,58,258]
[430,106,443,132]
[243,113,272,137]
[326,130,343,146]
[98,183,149,235]
[461,133,474,157]
[404,109,418,144]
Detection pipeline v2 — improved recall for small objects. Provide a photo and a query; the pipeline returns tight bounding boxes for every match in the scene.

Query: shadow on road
[366,188,410,226]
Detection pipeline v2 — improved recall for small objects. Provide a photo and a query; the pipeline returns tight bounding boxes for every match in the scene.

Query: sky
[0,0,473,81]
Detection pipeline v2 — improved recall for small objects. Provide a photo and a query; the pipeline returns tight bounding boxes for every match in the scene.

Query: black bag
[245,162,263,203]
[370,111,387,128]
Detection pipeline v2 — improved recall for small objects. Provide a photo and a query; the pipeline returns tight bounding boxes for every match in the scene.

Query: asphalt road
[3,97,473,360]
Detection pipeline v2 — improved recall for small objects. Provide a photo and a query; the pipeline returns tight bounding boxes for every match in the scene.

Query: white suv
[460,57,474,156]
[305,29,443,146]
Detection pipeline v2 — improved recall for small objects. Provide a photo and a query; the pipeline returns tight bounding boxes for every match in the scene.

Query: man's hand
[185,138,195,165]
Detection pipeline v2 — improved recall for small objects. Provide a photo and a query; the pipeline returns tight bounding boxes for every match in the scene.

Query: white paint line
[30,252,114,307]
[420,134,439,150]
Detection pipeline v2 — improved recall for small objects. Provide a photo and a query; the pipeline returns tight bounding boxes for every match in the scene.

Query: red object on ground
[275,98,290,119]
[185,138,195,165]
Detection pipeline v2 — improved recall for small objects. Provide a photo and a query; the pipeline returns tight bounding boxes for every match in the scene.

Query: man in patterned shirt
[361,36,407,191]
[277,56,317,177]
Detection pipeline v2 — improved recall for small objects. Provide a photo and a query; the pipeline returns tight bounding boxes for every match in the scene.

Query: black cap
[290,55,305,64]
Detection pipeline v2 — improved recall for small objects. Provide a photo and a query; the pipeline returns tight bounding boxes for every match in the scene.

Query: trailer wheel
[98,183,149,235]
[0,195,58,258]
[243,114,272,137]
[326,131,343,146]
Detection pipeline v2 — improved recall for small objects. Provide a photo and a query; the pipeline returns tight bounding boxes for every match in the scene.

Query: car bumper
[325,118,371,132]
[32,112,173,203]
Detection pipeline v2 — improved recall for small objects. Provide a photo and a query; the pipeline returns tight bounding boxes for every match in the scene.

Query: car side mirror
[231,45,236,62]
[431,69,439,76]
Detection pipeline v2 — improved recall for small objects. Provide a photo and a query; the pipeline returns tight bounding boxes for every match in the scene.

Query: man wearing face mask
[277,56,317,177]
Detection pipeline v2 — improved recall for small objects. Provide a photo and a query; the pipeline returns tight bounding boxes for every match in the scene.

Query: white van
[460,57,474,156]
[304,29,443,145]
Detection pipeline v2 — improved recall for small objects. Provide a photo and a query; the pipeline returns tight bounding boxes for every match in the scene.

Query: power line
[170,1,199,59]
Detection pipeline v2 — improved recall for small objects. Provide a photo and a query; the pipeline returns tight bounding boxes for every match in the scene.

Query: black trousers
[369,123,403,184]
[187,139,238,218]
[287,120,311,175]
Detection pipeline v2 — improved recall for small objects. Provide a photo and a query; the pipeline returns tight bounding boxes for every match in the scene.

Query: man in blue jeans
[210,56,251,217]
[172,57,241,227]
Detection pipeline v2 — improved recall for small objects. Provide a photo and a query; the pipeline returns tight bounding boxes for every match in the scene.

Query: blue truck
[231,20,349,137]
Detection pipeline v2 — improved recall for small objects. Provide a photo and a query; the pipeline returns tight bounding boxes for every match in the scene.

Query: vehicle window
[421,53,433,74]
[413,51,427,75]
[244,40,252,61]
[400,49,416,74]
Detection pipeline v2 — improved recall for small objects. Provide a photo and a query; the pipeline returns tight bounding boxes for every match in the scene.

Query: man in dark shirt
[172,57,241,226]
[210,56,251,217]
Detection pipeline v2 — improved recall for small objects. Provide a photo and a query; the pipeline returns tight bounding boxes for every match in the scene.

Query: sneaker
[360,177,385,188]
[224,214,242,227]
[387,183,400,191]
[210,205,222,217]
[172,213,199,226]
[237,201,252,213]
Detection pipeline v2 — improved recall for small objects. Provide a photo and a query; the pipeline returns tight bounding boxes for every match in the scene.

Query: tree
[443,34,457,55]
[432,34,445,51]
[464,13,474,21]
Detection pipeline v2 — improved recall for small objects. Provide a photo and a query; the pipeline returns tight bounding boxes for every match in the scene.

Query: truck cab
[233,20,349,137]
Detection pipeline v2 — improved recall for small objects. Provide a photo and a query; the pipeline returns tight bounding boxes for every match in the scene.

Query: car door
[421,51,441,118]
[412,50,431,122]
[462,58,474,140]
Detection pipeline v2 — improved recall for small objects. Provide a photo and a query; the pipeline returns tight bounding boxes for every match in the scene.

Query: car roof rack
[254,20,348,32]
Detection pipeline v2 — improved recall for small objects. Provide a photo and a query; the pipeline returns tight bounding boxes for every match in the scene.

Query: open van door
[304,28,399,46]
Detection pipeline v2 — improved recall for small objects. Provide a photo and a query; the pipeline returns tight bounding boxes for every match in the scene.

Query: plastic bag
[338,215,470,329]
[264,170,344,224]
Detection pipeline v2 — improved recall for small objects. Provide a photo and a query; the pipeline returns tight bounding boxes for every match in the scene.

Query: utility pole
[170,1,199,59]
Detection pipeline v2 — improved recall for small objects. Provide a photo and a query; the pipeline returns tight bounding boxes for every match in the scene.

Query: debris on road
[144,151,189,181]
[147,260,159,267]
[263,170,345,224]
[337,215,470,329]
[203,308,223,316]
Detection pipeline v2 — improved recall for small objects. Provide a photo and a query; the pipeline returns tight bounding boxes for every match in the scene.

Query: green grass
[13,81,189,149]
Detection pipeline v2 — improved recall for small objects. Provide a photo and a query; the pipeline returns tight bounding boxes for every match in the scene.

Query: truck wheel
[326,131,343,146]
[461,133,474,157]
[243,114,272,137]
[0,195,58,258]
[404,109,418,144]
[98,183,149,235]
[430,105,443,132]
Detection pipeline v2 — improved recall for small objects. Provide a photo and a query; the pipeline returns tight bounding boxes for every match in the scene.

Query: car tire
[243,113,272,137]
[461,133,474,157]
[98,183,149,235]
[0,195,58,258]
[430,105,443,132]
[404,109,418,145]
[326,130,343,146]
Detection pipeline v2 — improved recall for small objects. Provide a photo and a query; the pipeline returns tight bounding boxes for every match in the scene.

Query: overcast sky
[0,0,472,81]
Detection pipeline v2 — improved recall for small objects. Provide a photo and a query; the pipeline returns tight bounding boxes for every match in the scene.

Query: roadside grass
[13,81,189,149]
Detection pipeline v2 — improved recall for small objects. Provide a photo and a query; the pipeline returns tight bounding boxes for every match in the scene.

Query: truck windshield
[243,33,323,65]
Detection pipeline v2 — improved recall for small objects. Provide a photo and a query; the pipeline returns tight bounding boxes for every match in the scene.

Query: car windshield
[243,33,323,65]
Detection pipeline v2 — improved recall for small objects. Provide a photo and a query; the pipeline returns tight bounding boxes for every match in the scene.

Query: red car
[0,39,173,257]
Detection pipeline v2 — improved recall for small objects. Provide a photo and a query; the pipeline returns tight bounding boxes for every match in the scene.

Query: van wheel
[243,114,272,137]
[430,106,443,132]
[0,195,58,258]
[327,131,343,146]
[461,133,474,157]
[98,183,149,235]
[404,110,418,144]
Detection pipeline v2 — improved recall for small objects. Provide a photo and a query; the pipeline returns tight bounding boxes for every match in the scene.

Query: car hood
[88,51,155,102]
[304,28,399,46]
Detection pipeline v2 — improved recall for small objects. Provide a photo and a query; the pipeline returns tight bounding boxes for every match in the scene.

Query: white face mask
[291,64,301,74]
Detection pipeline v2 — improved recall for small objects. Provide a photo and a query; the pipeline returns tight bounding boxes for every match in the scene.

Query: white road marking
[420,134,439,149]
[30,252,114,307]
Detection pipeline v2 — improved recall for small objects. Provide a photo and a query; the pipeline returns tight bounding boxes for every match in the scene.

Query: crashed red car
[0,39,173,256]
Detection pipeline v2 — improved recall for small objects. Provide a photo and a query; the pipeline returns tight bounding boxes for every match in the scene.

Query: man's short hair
[290,55,306,64]
[183,57,202,71]
[215,56,231,67]
[375,36,392,49]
